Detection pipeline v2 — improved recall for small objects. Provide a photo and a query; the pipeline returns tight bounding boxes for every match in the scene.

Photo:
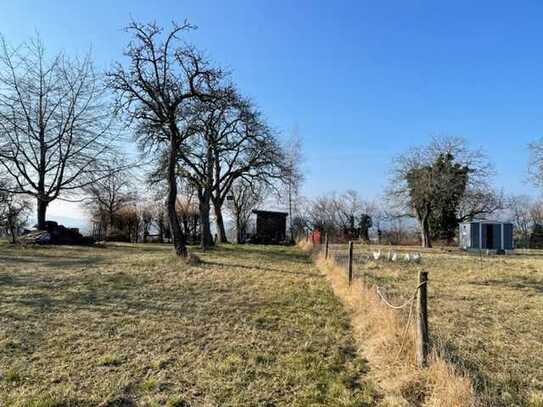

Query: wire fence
[311,233,430,367]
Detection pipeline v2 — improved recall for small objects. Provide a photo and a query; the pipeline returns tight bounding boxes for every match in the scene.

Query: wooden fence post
[324,233,329,259]
[416,271,429,368]
[348,241,353,286]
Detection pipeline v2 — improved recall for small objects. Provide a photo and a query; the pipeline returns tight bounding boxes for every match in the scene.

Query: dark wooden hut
[252,210,288,244]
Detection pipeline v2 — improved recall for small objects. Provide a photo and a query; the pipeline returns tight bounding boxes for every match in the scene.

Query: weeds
[317,255,476,407]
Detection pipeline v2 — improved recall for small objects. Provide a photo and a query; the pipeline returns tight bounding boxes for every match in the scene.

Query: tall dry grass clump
[296,238,314,252]
[316,255,476,406]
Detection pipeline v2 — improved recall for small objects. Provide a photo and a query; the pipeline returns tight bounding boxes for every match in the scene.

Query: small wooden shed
[252,210,288,244]
[459,220,513,252]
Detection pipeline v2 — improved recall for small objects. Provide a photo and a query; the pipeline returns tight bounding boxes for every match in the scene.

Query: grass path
[0,242,376,406]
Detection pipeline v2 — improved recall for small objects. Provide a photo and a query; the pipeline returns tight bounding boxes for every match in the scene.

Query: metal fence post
[416,271,429,367]
[348,241,353,286]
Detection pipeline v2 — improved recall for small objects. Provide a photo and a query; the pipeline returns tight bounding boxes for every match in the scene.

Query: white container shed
[459,220,513,251]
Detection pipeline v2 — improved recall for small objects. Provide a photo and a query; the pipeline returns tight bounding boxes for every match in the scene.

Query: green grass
[0,241,376,406]
[329,243,543,407]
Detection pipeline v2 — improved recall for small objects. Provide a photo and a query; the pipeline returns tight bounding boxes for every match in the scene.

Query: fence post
[348,241,353,286]
[324,233,329,259]
[416,271,429,368]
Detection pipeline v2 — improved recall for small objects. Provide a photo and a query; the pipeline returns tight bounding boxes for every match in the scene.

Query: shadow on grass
[201,260,314,277]
[211,244,311,265]
[438,338,521,407]
[0,254,105,269]
[0,264,313,324]
[468,274,543,294]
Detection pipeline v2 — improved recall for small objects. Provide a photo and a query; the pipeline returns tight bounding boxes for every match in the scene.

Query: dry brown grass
[322,243,543,407]
[0,241,377,406]
[316,255,476,407]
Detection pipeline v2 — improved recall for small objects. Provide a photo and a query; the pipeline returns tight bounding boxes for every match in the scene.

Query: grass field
[328,243,543,407]
[0,242,377,406]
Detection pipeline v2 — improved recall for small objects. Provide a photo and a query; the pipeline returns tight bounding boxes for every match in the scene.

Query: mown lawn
[330,243,543,407]
[0,242,376,406]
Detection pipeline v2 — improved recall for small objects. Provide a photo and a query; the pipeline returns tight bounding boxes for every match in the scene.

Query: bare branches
[389,135,499,247]
[0,177,32,242]
[108,20,224,256]
[528,138,543,189]
[227,178,265,243]
[0,34,116,228]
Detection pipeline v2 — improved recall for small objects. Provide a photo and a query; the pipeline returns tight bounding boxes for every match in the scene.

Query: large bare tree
[177,87,284,248]
[209,98,284,244]
[107,21,221,256]
[0,35,114,229]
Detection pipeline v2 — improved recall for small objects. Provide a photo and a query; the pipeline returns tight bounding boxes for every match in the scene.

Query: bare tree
[177,88,284,248]
[0,35,115,229]
[227,179,265,243]
[210,103,284,244]
[84,163,135,237]
[529,138,543,188]
[0,178,31,243]
[507,194,533,247]
[306,191,375,241]
[281,130,304,242]
[139,201,154,243]
[107,21,221,257]
[175,182,200,243]
[113,205,141,243]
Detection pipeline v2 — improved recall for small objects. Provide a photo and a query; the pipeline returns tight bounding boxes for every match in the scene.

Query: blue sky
[2,1,543,223]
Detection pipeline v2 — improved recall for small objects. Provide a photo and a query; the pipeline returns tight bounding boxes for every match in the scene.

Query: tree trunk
[199,189,213,250]
[288,182,293,242]
[9,221,16,244]
[419,211,432,248]
[213,199,228,243]
[236,216,243,244]
[37,199,48,230]
[167,139,187,257]
[158,216,164,243]
[211,148,228,243]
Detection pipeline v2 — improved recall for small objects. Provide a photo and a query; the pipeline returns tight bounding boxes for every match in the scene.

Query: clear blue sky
[2,0,543,212]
